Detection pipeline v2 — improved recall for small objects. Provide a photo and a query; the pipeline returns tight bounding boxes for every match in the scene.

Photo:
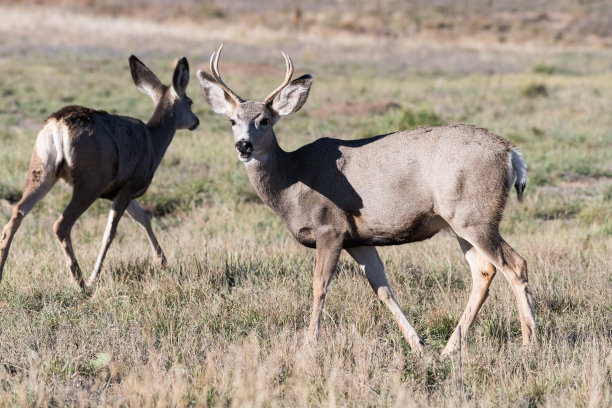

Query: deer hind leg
[346,246,425,354]
[0,153,57,281]
[457,229,536,347]
[441,237,496,356]
[126,200,166,267]
[497,240,536,345]
[53,185,103,289]
[86,190,131,288]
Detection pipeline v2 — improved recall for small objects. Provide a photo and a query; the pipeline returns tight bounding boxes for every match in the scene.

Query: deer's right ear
[129,55,163,103]
[197,69,235,115]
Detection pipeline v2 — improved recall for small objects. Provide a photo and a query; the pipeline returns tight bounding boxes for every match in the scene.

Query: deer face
[168,89,199,131]
[228,101,275,163]
[169,57,199,131]
[196,44,313,164]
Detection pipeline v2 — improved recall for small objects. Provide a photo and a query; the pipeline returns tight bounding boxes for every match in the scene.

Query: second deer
[0,56,199,289]
[197,45,535,355]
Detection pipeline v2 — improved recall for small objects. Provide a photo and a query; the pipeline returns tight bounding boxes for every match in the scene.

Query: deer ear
[172,57,190,96]
[129,55,163,103]
[197,69,236,115]
[270,74,313,116]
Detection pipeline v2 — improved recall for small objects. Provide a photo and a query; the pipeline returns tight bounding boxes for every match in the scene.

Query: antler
[262,51,294,105]
[210,43,243,105]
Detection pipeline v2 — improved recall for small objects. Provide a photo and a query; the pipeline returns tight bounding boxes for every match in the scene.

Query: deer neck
[145,102,177,170]
[244,132,297,216]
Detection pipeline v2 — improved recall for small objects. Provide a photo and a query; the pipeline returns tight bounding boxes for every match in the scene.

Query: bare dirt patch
[542,174,612,198]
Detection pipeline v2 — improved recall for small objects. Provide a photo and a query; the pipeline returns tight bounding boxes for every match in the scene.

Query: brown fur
[47,105,101,123]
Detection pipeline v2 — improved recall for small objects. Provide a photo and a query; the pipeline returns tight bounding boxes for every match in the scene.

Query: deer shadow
[287,134,389,216]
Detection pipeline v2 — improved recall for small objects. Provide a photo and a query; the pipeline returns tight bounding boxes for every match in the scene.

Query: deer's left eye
[260,118,269,127]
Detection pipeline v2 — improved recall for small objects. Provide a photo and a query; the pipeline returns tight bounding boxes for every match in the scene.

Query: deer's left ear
[172,57,190,96]
[270,74,313,117]
[129,55,163,103]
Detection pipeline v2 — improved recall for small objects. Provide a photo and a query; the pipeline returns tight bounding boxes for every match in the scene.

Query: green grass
[521,83,549,98]
[532,64,557,75]
[0,11,611,408]
[397,108,445,130]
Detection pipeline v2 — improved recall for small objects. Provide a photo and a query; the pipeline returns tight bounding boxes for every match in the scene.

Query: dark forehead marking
[236,101,269,121]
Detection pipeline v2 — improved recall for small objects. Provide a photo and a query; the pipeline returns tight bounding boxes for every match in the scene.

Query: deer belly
[348,213,449,247]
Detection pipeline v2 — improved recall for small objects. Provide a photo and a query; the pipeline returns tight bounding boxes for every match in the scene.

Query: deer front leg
[126,200,167,267]
[306,230,343,342]
[346,246,425,355]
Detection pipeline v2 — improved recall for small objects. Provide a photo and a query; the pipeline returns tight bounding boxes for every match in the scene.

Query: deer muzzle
[189,117,200,131]
[235,140,254,161]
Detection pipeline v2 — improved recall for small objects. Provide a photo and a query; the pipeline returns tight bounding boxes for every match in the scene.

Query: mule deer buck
[0,56,199,289]
[197,45,535,355]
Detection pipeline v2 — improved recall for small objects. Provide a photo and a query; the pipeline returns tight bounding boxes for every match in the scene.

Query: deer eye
[260,118,269,127]
[229,119,236,126]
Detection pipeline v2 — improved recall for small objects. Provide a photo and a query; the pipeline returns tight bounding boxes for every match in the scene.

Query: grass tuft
[531,64,556,75]
[521,83,549,98]
[0,184,22,204]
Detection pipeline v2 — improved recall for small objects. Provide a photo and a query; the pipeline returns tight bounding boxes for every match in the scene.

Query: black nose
[235,140,254,156]
[189,118,200,131]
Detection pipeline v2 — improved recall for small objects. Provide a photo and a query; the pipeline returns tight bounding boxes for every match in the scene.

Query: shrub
[532,64,556,75]
[522,83,548,98]
[0,183,22,203]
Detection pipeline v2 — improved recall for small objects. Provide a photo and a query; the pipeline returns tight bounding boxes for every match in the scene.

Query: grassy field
[0,2,611,407]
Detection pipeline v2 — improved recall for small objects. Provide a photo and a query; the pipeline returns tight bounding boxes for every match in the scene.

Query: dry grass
[0,3,611,407]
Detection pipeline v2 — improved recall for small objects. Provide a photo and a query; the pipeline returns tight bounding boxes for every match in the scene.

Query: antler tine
[263,51,294,105]
[209,43,243,105]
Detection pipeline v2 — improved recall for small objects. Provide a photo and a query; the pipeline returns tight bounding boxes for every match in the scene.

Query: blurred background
[2,0,612,71]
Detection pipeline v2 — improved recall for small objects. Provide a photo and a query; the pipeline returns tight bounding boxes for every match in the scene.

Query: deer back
[37,106,155,198]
